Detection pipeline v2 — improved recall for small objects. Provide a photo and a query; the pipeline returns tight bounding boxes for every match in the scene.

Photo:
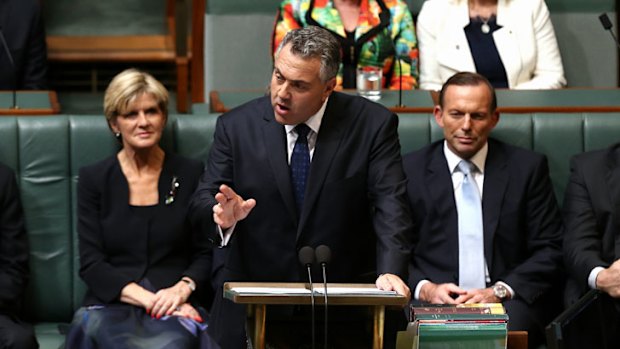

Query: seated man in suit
[402,72,563,347]
[0,162,38,349]
[191,25,412,348]
[563,143,620,344]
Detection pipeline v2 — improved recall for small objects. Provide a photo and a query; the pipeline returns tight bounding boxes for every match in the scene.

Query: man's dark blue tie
[291,124,311,213]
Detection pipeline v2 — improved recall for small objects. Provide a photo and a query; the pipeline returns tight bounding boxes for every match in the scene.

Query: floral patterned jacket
[273,0,419,89]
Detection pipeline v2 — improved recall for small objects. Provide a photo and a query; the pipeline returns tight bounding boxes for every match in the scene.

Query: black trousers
[0,314,38,349]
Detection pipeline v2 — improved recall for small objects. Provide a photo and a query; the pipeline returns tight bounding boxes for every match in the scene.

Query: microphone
[397,57,404,108]
[0,26,18,110]
[298,246,316,349]
[599,13,620,50]
[315,245,331,349]
[390,37,404,108]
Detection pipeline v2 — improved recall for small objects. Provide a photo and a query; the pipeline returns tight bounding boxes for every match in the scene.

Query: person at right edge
[403,72,564,347]
[563,144,620,346]
[0,163,38,349]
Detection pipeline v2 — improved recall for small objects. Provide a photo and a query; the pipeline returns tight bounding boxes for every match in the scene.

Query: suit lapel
[426,144,460,273]
[297,97,346,238]
[481,140,508,270]
[604,145,620,258]
[262,103,298,224]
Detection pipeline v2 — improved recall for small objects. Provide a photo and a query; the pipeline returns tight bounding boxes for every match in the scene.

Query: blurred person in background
[0,0,47,90]
[417,0,565,90]
[273,0,419,90]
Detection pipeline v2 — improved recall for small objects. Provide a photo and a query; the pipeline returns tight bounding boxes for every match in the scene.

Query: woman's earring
[115,132,121,138]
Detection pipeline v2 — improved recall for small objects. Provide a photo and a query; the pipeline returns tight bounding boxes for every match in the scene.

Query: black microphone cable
[315,245,332,349]
[298,246,316,349]
[599,13,620,50]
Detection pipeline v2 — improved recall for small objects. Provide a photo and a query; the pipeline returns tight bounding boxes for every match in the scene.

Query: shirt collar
[285,97,329,135]
[443,140,488,174]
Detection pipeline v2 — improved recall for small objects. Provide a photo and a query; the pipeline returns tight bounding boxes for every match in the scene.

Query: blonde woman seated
[417,0,566,90]
[65,69,216,349]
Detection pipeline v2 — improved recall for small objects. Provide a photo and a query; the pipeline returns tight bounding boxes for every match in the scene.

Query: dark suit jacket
[78,153,212,306]
[0,163,29,316]
[563,143,620,305]
[403,139,563,306]
[0,0,47,90]
[191,92,412,346]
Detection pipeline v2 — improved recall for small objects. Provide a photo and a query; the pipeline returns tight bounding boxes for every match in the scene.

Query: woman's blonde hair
[103,68,169,128]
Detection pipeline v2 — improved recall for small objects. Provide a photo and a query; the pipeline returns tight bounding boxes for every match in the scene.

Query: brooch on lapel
[165,175,179,205]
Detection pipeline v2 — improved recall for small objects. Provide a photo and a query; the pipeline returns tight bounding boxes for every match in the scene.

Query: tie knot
[295,123,311,140]
[458,160,477,175]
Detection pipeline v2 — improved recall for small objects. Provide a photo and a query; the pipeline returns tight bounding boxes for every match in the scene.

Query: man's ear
[433,105,444,128]
[322,78,337,102]
[491,110,500,128]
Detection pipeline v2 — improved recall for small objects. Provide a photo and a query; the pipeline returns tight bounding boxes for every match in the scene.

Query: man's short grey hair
[275,26,341,83]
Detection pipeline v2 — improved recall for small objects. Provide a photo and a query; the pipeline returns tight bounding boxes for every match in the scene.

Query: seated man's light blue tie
[456,160,486,290]
[290,124,311,213]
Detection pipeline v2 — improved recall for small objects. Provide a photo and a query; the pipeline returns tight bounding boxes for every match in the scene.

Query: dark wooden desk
[209,88,620,114]
[224,282,408,349]
[0,91,60,115]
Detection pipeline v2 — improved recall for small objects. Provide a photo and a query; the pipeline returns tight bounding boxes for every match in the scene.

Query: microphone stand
[316,245,331,349]
[397,58,403,108]
[299,246,316,349]
[0,26,18,110]
[320,261,328,349]
[600,13,620,50]
[307,263,316,349]
[391,38,404,108]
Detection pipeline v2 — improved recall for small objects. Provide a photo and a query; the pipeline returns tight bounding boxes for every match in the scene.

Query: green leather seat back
[533,113,584,204]
[584,113,620,151]
[171,114,218,163]
[397,113,433,154]
[18,117,73,322]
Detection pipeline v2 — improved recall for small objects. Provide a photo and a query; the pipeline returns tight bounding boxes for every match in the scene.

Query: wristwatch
[492,283,508,301]
[181,277,196,292]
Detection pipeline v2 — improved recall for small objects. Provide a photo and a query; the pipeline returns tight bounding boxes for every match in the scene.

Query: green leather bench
[1,112,619,348]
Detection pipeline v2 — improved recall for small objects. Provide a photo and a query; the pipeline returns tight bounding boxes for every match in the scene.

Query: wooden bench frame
[44,0,205,112]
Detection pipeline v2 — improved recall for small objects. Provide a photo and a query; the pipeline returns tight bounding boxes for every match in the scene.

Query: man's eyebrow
[273,68,310,86]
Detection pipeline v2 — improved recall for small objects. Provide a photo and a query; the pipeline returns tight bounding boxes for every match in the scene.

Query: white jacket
[418,0,566,90]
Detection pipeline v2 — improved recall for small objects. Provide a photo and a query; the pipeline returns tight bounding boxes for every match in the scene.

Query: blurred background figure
[417,0,565,90]
[273,0,419,90]
[65,69,215,349]
[0,0,48,90]
[0,162,38,349]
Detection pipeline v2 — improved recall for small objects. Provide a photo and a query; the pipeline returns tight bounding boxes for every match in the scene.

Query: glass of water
[356,66,382,101]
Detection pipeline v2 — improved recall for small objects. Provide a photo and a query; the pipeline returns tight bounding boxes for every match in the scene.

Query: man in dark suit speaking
[402,72,563,347]
[191,26,412,348]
